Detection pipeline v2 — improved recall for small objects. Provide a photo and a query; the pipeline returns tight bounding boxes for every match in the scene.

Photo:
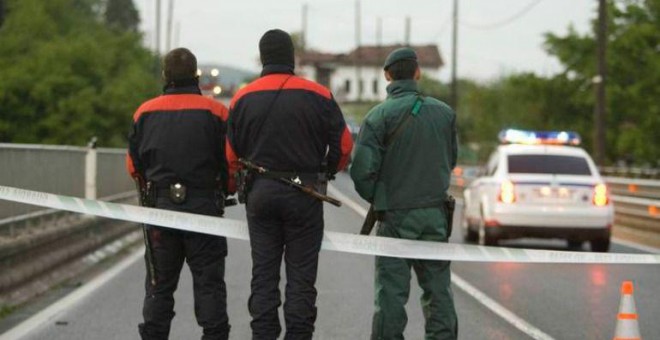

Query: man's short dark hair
[163,48,197,83]
[386,60,418,80]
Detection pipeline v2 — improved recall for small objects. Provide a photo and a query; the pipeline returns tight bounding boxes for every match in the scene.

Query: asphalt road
[10,172,660,340]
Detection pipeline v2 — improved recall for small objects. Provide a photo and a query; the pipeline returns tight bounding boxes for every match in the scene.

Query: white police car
[461,129,614,252]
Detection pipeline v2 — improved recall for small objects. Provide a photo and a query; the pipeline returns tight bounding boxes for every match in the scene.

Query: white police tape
[1,185,659,264]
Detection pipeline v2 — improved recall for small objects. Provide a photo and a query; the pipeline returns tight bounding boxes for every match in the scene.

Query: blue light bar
[498,129,581,146]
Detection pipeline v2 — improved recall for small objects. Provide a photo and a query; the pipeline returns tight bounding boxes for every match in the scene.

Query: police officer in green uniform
[350,47,458,340]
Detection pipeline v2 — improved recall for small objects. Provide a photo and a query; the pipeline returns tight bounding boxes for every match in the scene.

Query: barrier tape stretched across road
[1,185,659,264]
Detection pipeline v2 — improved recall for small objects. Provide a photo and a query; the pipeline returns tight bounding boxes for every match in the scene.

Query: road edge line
[451,275,554,340]
[0,247,144,340]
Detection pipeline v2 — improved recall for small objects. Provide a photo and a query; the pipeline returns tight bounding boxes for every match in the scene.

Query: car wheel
[567,240,583,250]
[477,215,497,246]
[590,238,610,252]
[462,209,478,243]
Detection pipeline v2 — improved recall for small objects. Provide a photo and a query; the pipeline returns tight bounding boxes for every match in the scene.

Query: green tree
[0,0,159,147]
[544,0,660,165]
[104,0,139,32]
[456,0,659,165]
[0,0,6,27]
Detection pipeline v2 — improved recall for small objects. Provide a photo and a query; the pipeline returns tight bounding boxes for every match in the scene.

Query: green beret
[383,47,418,70]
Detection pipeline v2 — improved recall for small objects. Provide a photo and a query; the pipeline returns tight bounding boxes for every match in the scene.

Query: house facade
[298,44,443,102]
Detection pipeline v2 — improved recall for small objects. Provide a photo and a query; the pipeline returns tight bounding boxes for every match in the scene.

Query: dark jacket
[226,65,353,192]
[350,80,458,211]
[127,85,229,191]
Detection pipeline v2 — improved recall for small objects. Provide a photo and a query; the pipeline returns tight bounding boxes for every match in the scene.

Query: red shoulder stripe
[133,95,226,121]
[230,74,331,108]
[210,100,229,121]
[337,126,354,171]
[225,139,240,194]
[126,153,138,177]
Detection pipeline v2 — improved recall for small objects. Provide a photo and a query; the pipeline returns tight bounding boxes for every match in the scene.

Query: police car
[461,129,614,252]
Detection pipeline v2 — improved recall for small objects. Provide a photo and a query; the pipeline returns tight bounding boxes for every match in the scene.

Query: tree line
[0,0,158,147]
[0,0,658,167]
[420,0,659,166]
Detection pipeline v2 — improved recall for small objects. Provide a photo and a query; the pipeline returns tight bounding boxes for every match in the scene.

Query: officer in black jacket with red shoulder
[226,29,353,340]
[127,48,230,340]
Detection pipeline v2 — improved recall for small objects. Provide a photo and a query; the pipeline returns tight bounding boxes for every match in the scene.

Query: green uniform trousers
[372,207,458,340]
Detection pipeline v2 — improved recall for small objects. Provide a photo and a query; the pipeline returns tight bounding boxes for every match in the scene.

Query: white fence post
[85,137,98,200]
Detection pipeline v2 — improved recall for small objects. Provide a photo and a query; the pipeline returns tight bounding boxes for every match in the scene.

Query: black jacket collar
[261,64,295,77]
[163,78,202,95]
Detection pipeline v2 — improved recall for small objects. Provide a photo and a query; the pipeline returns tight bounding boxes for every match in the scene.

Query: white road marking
[329,183,556,340]
[0,248,144,340]
[451,275,554,340]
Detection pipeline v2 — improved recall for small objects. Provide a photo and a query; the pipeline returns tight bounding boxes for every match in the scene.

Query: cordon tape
[1,184,659,264]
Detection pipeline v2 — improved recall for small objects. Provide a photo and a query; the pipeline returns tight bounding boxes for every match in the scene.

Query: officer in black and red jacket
[226,29,353,339]
[127,48,230,340]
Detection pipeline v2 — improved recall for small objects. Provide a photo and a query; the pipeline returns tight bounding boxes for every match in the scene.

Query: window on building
[358,79,364,94]
[373,79,379,94]
[344,79,351,93]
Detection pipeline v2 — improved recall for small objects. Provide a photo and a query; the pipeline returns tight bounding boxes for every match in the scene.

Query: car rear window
[507,155,592,175]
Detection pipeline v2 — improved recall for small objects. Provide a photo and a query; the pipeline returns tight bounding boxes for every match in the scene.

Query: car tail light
[593,183,609,206]
[499,180,516,204]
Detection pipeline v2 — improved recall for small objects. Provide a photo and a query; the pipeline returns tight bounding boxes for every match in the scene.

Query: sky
[135,0,597,82]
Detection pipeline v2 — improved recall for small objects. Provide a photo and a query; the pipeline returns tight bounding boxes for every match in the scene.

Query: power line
[460,0,543,30]
[432,10,453,41]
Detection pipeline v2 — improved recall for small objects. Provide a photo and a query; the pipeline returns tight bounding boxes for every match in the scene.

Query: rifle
[133,175,157,286]
[359,206,379,235]
[238,158,342,207]
[445,195,456,238]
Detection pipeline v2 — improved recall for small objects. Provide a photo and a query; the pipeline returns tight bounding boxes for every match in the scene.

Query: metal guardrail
[599,166,660,179]
[0,144,133,220]
[604,177,660,200]
[611,195,660,233]
[0,191,136,238]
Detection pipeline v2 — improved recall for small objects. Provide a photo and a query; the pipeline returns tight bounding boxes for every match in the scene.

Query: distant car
[461,129,614,251]
[346,118,361,141]
[344,118,361,170]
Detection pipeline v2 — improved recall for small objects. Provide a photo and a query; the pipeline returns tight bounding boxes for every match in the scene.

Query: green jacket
[350,80,457,212]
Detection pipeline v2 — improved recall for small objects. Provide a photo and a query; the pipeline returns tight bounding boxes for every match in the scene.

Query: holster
[236,169,252,204]
[444,195,456,238]
[139,181,156,207]
[214,190,226,217]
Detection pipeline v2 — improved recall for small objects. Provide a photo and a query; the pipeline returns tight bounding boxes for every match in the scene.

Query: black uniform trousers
[139,196,230,340]
[246,178,324,340]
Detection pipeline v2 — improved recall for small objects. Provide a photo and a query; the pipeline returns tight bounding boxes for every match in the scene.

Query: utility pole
[155,0,161,55]
[355,0,362,102]
[376,17,383,47]
[594,0,608,165]
[173,21,180,48]
[301,3,308,51]
[450,0,459,111]
[405,16,411,46]
[166,0,174,52]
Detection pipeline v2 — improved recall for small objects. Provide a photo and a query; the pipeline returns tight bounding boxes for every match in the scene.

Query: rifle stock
[360,205,378,235]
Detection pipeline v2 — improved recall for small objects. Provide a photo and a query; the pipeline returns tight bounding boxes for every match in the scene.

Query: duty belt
[254,171,320,184]
[155,187,216,196]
